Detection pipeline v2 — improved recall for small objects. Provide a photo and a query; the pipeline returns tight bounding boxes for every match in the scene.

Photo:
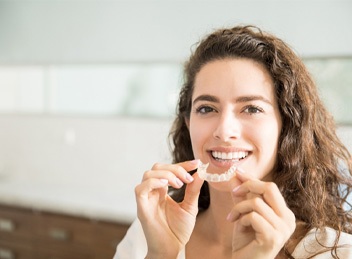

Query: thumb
[234,167,255,183]
[181,172,204,215]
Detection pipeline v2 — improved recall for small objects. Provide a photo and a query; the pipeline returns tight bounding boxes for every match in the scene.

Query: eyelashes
[194,104,264,115]
[195,105,216,114]
[243,105,264,114]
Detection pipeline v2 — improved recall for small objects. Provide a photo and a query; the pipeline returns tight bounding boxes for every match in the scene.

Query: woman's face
[188,58,282,188]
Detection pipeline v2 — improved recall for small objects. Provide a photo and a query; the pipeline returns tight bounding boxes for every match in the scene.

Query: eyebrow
[192,94,273,106]
[192,94,219,105]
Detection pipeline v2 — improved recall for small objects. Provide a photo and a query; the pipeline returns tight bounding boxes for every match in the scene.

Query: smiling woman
[114,25,352,259]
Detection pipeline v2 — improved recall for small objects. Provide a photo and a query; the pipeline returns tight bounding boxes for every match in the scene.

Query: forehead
[193,58,275,100]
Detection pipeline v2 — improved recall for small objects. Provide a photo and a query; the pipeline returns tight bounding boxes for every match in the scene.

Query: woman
[115,25,352,258]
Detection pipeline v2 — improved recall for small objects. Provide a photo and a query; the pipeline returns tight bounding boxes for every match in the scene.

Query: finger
[135,178,169,201]
[239,212,279,246]
[145,160,199,183]
[181,173,204,214]
[177,159,200,172]
[227,196,280,229]
[135,178,169,219]
[234,167,256,183]
[152,159,200,173]
[240,211,295,249]
[229,168,256,193]
[232,180,288,217]
[143,169,187,188]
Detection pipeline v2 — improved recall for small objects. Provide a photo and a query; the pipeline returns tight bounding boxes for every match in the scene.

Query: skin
[189,58,282,188]
[135,58,296,259]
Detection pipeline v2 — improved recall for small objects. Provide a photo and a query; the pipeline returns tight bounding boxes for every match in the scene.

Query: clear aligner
[197,161,237,182]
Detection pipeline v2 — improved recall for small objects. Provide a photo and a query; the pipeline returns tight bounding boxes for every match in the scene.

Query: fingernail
[190,159,200,165]
[176,178,184,187]
[226,212,232,221]
[236,167,245,174]
[160,179,168,185]
[185,173,194,182]
[232,185,241,193]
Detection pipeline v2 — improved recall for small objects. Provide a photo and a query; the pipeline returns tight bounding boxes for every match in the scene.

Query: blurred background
[0,0,351,258]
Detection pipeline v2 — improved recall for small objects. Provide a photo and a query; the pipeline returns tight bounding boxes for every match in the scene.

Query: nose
[213,111,241,141]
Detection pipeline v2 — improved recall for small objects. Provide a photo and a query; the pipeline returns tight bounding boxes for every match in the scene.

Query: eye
[195,105,216,114]
[243,105,263,115]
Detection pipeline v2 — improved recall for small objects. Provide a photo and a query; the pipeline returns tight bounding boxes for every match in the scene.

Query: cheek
[248,120,281,156]
[189,126,202,156]
[189,119,212,157]
[264,125,281,147]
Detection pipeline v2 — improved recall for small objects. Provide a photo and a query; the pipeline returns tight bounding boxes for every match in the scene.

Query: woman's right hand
[135,160,204,259]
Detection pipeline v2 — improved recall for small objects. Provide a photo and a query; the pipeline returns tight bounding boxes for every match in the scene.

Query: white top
[114,219,352,259]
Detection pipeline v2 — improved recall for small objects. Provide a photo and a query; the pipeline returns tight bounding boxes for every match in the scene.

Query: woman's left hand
[227,171,296,259]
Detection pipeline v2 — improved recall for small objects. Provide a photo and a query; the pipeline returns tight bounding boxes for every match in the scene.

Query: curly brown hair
[169,25,352,258]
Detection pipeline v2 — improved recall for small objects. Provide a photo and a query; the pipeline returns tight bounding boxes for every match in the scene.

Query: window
[0,58,351,122]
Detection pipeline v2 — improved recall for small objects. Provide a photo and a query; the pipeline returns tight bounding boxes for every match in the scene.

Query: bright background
[0,0,351,222]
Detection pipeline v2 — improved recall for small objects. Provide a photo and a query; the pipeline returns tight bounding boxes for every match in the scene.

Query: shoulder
[113,219,147,259]
[292,227,352,258]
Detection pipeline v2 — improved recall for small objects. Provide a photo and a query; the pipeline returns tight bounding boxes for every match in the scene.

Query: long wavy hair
[169,25,352,258]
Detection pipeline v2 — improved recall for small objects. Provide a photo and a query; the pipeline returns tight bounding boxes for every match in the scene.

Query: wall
[0,0,352,64]
[0,115,172,188]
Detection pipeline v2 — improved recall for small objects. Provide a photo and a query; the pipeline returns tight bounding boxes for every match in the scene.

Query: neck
[197,186,235,246]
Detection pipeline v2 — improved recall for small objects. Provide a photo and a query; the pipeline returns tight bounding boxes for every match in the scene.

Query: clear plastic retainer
[197,161,237,182]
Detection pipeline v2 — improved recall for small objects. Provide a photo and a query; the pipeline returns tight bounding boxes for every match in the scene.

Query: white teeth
[221,152,227,159]
[212,151,248,160]
[197,161,238,182]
